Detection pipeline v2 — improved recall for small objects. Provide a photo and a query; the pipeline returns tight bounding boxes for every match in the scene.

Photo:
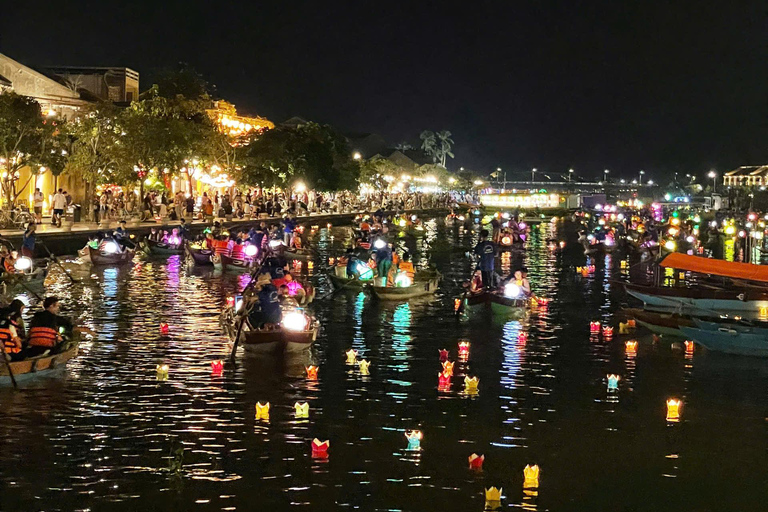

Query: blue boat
[680,323,768,357]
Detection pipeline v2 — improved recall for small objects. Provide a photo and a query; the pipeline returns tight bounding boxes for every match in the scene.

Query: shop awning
[659,253,768,284]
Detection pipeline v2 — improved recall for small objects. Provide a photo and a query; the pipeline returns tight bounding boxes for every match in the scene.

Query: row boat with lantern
[681,320,768,357]
[460,290,529,317]
[86,244,135,266]
[0,339,80,386]
[369,270,441,300]
[221,304,319,355]
[185,241,215,266]
[138,238,184,256]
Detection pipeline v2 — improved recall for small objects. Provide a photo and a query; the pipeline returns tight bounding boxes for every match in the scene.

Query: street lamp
[569,168,574,182]
[604,169,609,183]
[353,152,362,160]
[708,170,717,193]
[639,170,645,185]
[531,167,537,183]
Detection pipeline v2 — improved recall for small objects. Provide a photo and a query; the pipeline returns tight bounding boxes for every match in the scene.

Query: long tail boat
[0,340,79,385]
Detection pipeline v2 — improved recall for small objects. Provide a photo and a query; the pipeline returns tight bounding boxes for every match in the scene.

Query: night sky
[2,1,766,181]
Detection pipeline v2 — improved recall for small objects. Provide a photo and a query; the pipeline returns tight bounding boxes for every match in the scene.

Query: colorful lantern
[294,402,309,418]
[210,360,223,375]
[468,453,485,470]
[627,319,636,328]
[625,340,638,356]
[438,371,451,389]
[517,331,528,344]
[666,399,682,423]
[160,323,169,335]
[458,341,470,357]
[590,321,601,334]
[607,374,620,392]
[684,340,695,354]
[438,349,449,362]
[358,360,371,375]
[255,402,270,420]
[311,438,329,458]
[405,430,422,450]
[226,296,235,308]
[523,464,540,489]
[156,364,169,381]
[484,487,503,501]
[454,298,462,312]
[602,326,613,338]
[306,365,319,380]
[345,349,358,365]
[442,360,454,376]
[464,375,479,394]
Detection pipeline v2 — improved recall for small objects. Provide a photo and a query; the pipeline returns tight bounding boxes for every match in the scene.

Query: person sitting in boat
[211,221,223,238]
[113,221,135,250]
[398,252,415,281]
[0,299,26,360]
[345,249,361,279]
[148,227,162,243]
[467,270,483,294]
[360,217,371,233]
[277,283,299,307]
[26,296,73,357]
[512,269,531,296]
[163,228,182,247]
[248,274,281,329]
[0,246,18,275]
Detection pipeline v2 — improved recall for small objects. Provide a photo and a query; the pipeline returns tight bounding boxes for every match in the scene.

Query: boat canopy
[660,253,768,283]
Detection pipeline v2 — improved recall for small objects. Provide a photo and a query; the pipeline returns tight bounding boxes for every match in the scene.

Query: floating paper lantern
[454,298,462,312]
[438,349,449,362]
[484,487,502,501]
[666,399,682,423]
[523,464,540,489]
[627,319,636,328]
[517,331,528,344]
[590,321,601,334]
[294,402,309,418]
[619,322,631,334]
[625,340,638,356]
[211,360,223,374]
[437,371,451,389]
[442,360,454,376]
[345,349,358,365]
[607,374,620,391]
[468,453,485,470]
[684,340,695,354]
[156,364,169,380]
[226,296,235,308]
[358,360,370,375]
[311,438,329,458]
[255,402,270,420]
[160,323,169,335]
[602,326,613,338]
[458,341,470,357]
[405,430,422,450]
[464,375,479,394]
[306,365,319,380]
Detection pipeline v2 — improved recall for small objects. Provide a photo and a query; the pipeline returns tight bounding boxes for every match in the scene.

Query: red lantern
[226,296,235,308]
[438,371,451,390]
[589,321,601,334]
[602,326,613,338]
[442,360,454,376]
[468,453,485,470]
[306,365,319,380]
[438,349,449,362]
[211,360,223,374]
[311,438,330,458]
[684,340,694,354]
[160,323,169,335]
[458,341,470,357]
[517,331,528,344]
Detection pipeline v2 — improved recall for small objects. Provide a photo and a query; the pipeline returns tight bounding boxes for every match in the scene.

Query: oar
[14,276,42,301]
[3,350,18,389]
[39,241,79,284]
[317,272,364,300]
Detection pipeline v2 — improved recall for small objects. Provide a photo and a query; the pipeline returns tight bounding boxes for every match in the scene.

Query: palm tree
[420,130,437,163]
[435,130,454,167]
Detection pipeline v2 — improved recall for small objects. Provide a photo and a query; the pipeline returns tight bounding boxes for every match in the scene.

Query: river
[1,219,766,511]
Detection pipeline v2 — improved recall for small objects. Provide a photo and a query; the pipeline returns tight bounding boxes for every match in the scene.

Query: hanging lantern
[607,374,620,392]
[306,365,319,380]
[160,323,170,335]
[438,349,449,362]
[210,360,223,375]
[156,364,169,381]
[311,438,330,458]
[358,360,370,375]
[464,376,479,394]
[442,360,454,376]
[468,453,485,470]
[438,371,451,389]
[590,321,601,334]
[523,464,540,489]
[666,399,682,423]
[255,402,270,420]
[405,430,422,450]
[294,402,309,418]
[345,349,358,365]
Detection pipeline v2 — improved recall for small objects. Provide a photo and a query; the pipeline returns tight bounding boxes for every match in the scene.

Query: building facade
[44,66,139,103]
[723,166,768,188]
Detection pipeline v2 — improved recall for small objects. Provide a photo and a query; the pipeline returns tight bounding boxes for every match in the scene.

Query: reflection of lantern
[255,402,270,420]
[590,321,601,334]
[211,360,223,375]
[438,371,451,389]
[345,349,358,364]
[156,364,169,380]
[517,331,528,344]
[405,430,422,450]
[311,438,330,458]
[607,374,620,391]
[294,402,309,418]
[226,296,235,308]
[684,340,695,354]
[666,399,682,422]
[442,360,454,376]
[602,326,613,338]
[306,365,319,380]
[358,360,370,375]
[438,349,449,362]
[464,376,479,394]
[454,298,462,312]
[625,340,638,356]
[523,464,540,489]
[501,236,512,245]
[458,341,470,357]
[468,453,485,470]
[160,323,169,335]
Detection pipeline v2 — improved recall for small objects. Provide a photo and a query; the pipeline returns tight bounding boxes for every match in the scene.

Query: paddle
[2,350,18,389]
[39,241,79,284]
[317,270,365,300]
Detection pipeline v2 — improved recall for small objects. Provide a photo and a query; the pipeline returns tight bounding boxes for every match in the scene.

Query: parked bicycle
[0,207,35,230]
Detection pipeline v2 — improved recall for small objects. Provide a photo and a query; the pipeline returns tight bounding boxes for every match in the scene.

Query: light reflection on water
[0,221,766,511]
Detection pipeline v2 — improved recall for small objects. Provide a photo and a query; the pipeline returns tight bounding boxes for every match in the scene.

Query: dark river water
[1,219,766,512]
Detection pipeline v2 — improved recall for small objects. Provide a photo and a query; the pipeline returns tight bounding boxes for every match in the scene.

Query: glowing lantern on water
[684,340,695,354]
[160,323,169,335]
[226,296,235,308]
[464,375,479,394]
[619,322,632,334]
[620,260,628,269]
[405,430,422,450]
[437,371,451,389]
[625,340,638,356]
[306,365,319,380]
[245,244,258,257]
[442,360,454,376]
[294,402,309,418]
[666,399,682,422]
[602,326,613,338]
[454,298,462,312]
[607,374,620,392]
[156,364,169,380]
[627,319,636,328]
[255,402,270,420]
[484,487,502,502]
[282,312,307,332]
[358,360,370,375]
[517,331,528,344]
[311,438,329,458]
[345,349,358,364]
[468,453,485,470]
[211,360,223,374]
[523,464,540,489]
[438,349,449,362]
[590,321,601,334]
[458,341,470,357]
[395,274,412,287]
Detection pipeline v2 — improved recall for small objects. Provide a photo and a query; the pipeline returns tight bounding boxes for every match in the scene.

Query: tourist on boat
[398,252,415,281]
[248,274,281,328]
[26,296,73,357]
[373,239,392,285]
[0,246,17,275]
[473,229,497,289]
[21,222,36,258]
[178,218,190,240]
[114,221,135,249]
[490,216,501,244]
[0,299,26,359]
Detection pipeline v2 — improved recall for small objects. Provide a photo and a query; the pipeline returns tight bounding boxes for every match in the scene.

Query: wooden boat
[78,246,91,262]
[681,325,768,357]
[87,245,135,266]
[0,266,47,289]
[0,340,79,385]
[463,290,529,317]
[283,318,320,353]
[139,238,184,256]
[284,248,312,262]
[185,241,214,266]
[211,253,258,272]
[623,307,694,337]
[328,267,370,291]
[221,307,319,354]
[370,271,440,300]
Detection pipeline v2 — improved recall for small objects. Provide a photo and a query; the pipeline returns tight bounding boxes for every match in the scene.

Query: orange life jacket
[3,259,15,274]
[213,239,231,256]
[28,326,58,348]
[0,328,20,354]
[230,244,245,259]
[399,261,415,280]
[392,252,400,266]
